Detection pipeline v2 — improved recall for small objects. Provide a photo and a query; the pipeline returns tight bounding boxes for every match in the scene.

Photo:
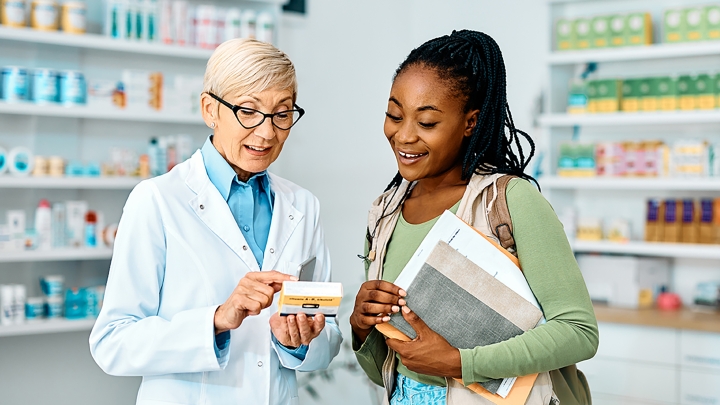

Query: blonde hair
[203,38,297,102]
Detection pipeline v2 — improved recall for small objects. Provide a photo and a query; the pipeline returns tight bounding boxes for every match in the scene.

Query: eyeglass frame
[207,92,305,130]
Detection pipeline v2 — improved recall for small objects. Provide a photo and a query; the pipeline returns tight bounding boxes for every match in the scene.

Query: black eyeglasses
[208,92,305,130]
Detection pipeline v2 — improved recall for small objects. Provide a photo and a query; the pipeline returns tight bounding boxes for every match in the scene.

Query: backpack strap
[485,175,517,254]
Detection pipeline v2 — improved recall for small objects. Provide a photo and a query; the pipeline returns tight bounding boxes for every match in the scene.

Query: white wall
[275,1,548,403]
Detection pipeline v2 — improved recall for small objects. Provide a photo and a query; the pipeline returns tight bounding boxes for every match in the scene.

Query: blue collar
[201,136,271,201]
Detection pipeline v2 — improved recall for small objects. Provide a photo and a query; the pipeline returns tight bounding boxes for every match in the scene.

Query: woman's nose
[253,119,276,140]
[394,123,417,144]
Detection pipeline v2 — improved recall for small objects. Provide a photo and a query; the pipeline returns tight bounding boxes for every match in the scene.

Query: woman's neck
[411,163,467,198]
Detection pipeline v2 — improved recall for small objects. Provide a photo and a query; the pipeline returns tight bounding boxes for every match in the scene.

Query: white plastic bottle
[256,12,273,44]
[0,285,13,326]
[239,9,256,39]
[12,284,26,324]
[35,199,52,250]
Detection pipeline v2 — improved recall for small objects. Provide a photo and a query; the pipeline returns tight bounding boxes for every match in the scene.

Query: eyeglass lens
[236,108,301,130]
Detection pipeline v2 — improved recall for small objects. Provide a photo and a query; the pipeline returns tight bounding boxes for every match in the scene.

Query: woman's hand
[269,313,325,348]
[350,280,406,344]
[385,306,462,378]
[214,271,295,334]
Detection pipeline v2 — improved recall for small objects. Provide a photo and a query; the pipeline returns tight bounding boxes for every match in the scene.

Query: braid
[384,29,538,190]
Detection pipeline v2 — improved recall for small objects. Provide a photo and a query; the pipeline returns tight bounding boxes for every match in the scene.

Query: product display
[646,198,720,244]
[555,11,652,51]
[664,5,720,43]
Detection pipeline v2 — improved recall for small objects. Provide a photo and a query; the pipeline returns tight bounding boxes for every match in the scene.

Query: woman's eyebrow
[417,105,442,112]
[389,97,402,107]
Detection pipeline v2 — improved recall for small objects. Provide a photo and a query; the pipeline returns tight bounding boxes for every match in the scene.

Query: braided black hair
[384,29,537,192]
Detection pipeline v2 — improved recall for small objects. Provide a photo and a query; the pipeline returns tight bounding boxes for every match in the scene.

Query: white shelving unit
[0,318,96,337]
[571,240,720,260]
[541,176,720,191]
[548,41,720,65]
[0,176,142,189]
[539,110,720,127]
[0,248,113,263]
[0,102,204,124]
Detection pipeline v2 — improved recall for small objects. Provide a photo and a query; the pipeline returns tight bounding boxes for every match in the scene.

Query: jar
[1,0,26,27]
[1,66,29,102]
[58,70,86,105]
[30,68,58,104]
[48,156,65,177]
[61,1,85,34]
[30,0,58,31]
[32,156,48,176]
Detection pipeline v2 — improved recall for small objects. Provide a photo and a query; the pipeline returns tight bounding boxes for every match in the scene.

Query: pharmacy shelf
[0,318,96,337]
[540,176,720,191]
[571,240,720,260]
[593,304,720,333]
[0,248,113,263]
[0,176,142,189]
[539,110,720,127]
[0,101,204,124]
[0,26,213,60]
[548,41,720,65]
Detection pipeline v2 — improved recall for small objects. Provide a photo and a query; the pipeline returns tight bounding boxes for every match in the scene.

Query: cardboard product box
[638,78,655,111]
[707,5,720,40]
[596,142,625,176]
[574,17,592,49]
[645,198,663,242]
[671,140,709,177]
[663,199,682,243]
[609,14,626,47]
[595,79,621,112]
[586,80,598,113]
[623,141,641,176]
[591,15,611,48]
[577,217,602,241]
[664,8,685,43]
[716,73,720,108]
[557,142,576,177]
[578,255,671,309]
[714,198,720,244]
[655,76,678,110]
[557,142,595,177]
[695,73,716,110]
[621,79,641,112]
[681,199,699,244]
[556,18,575,51]
[637,141,664,177]
[627,12,653,46]
[685,7,706,42]
[699,198,714,244]
[677,75,696,110]
[567,80,588,114]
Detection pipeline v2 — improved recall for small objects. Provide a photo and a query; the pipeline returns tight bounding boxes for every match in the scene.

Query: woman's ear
[200,92,217,129]
[464,109,480,137]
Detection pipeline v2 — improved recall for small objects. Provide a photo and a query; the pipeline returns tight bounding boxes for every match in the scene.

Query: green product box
[654,77,678,110]
[586,81,598,113]
[685,7,706,42]
[556,18,575,50]
[609,14,627,47]
[621,79,641,112]
[567,80,588,114]
[695,74,716,110]
[591,15,611,48]
[638,79,655,111]
[627,12,653,46]
[677,75,697,110]
[594,79,620,113]
[706,5,720,40]
[716,73,720,108]
[574,18,592,49]
[664,9,684,43]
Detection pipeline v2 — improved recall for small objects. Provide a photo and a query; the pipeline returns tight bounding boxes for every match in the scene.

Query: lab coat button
[269,248,274,254]
[199,204,205,210]
[257,361,263,367]
[243,245,248,251]
[243,225,250,232]
[289,215,294,220]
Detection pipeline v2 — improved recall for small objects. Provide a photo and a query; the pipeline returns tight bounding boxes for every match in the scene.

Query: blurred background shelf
[540,176,720,191]
[593,304,720,333]
[0,176,142,189]
[0,102,205,124]
[0,319,96,337]
[0,26,213,60]
[0,248,113,263]
[548,41,720,65]
[571,240,720,260]
[538,111,720,127]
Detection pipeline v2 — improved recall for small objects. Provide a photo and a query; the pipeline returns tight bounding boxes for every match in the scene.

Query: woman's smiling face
[202,87,294,182]
[384,64,478,183]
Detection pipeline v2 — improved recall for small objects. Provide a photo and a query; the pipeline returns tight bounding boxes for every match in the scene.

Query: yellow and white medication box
[278,281,343,317]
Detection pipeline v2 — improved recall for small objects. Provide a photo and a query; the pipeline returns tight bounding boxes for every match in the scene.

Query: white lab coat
[89,150,343,405]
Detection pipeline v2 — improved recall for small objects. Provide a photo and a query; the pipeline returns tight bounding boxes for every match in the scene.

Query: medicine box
[556,18,574,51]
[277,281,343,317]
[655,76,678,110]
[707,5,720,40]
[664,199,682,243]
[677,75,696,110]
[578,255,671,309]
[566,80,588,114]
[685,7,706,42]
[593,79,621,113]
[695,74,716,110]
[591,15,611,48]
[626,12,652,46]
[621,79,641,112]
[664,8,684,43]
[639,78,655,111]
[574,18,592,49]
[609,14,626,47]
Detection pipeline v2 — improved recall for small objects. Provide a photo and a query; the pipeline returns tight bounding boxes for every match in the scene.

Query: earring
[210,122,216,129]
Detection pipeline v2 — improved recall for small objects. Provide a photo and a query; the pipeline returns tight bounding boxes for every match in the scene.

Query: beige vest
[366,173,557,405]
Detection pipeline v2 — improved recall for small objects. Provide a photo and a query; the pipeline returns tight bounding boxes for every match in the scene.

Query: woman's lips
[244,145,272,156]
[397,150,428,165]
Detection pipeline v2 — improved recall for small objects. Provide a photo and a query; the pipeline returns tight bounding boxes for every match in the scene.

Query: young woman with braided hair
[350,30,598,405]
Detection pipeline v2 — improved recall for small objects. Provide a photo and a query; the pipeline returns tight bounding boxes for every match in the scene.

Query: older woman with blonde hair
[90,38,342,405]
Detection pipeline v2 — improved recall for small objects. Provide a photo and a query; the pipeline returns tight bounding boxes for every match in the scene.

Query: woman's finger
[360,302,400,316]
[287,315,301,347]
[363,280,406,297]
[296,313,313,345]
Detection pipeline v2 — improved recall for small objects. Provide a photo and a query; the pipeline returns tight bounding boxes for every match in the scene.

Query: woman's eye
[419,122,437,128]
[238,108,256,116]
[385,112,401,121]
[275,112,289,120]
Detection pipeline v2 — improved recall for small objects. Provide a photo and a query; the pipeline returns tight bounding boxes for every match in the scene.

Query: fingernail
[382,316,390,322]
[289,316,295,323]
[399,289,407,297]
[392,305,399,312]
[290,276,299,281]
[402,306,410,314]
[398,299,406,306]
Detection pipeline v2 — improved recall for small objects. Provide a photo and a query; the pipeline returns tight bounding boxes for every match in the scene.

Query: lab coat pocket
[278,260,302,277]
[279,366,300,401]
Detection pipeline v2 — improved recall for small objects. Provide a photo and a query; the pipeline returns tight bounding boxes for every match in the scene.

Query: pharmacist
[89,38,342,405]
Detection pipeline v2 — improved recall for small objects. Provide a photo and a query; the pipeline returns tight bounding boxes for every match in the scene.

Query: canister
[0,146,8,174]
[58,70,86,105]
[48,156,64,176]
[1,0,26,27]
[8,146,33,176]
[1,66,29,102]
[31,0,58,30]
[25,297,45,320]
[30,68,58,104]
[61,1,85,34]
[32,155,48,176]
[40,274,64,296]
[44,295,63,318]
